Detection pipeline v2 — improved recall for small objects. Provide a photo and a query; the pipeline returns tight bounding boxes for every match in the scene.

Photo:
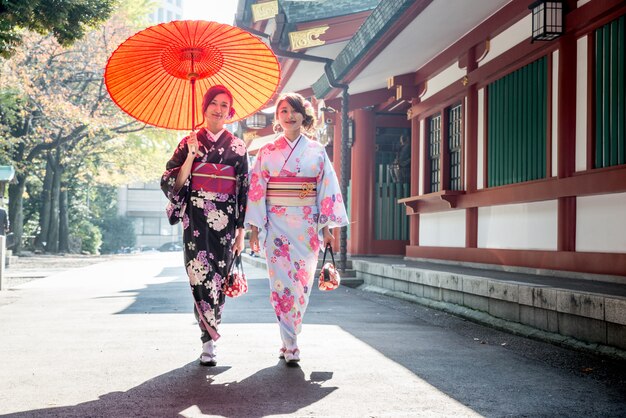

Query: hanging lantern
[317,123,333,146]
[529,1,564,42]
[245,113,267,129]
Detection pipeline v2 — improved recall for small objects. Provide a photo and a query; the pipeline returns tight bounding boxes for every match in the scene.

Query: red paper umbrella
[104,20,281,130]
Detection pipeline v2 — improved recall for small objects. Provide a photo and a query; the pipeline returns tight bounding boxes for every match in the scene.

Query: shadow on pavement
[4,362,336,417]
[110,275,272,317]
[113,280,192,314]
[305,284,626,417]
[96,264,626,417]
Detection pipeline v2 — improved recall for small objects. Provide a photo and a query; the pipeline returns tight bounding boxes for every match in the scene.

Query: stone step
[352,258,626,356]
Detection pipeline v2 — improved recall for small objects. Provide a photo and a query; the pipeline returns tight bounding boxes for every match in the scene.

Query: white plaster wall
[126,189,166,212]
[478,201,558,250]
[421,63,466,101]
[477,88,485,190]
[419,210,466,247]
[578,0,592,7]
[480,15,531,66]
[552,50,559,178]
[577,193,626,253]
[576,35,588,172]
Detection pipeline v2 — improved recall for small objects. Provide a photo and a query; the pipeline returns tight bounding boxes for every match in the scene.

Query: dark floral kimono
[161,128,249,342]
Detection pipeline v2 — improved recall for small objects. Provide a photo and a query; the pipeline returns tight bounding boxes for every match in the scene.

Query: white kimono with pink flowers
[245,134,348,351]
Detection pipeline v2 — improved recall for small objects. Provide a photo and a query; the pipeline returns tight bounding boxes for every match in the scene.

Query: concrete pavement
[0,252,625,417]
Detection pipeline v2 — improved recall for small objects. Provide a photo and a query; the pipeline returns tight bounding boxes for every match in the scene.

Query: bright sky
[183,0,238,24]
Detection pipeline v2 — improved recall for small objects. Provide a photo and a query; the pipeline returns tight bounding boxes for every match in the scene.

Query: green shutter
[595,15,626,168]
[428,114,441,192]
[448,103,463,190]
[373,128,410,241]
[487,57,547,187]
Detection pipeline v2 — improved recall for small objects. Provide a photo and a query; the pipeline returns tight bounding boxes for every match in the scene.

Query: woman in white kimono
[245,92,348,365]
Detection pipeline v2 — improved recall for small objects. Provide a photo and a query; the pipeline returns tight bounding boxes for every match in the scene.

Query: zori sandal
[284,349,300,365]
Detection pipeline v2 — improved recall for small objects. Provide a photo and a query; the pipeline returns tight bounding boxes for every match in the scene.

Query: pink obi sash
[191,162,236,194]
[266,176,317,206]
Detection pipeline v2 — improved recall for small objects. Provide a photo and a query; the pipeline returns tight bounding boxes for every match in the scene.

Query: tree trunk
[7,174,26,255]
[58,185,69,253]
[34,153,54,251]
[46,149,62,253]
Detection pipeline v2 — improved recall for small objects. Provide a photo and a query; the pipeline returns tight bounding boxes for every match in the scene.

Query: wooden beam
[398,165,626,214]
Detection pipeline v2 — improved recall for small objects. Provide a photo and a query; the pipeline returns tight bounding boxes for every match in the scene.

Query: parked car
[116,246,135,254]
[158,242,183,252]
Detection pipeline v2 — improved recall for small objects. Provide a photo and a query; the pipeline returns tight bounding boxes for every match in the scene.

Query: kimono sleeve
[243,146,269,232]
[316,148,349,233]
[235,148,249,229]
[160,138,191,226]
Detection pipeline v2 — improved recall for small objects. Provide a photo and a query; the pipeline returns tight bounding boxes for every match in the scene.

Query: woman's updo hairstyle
[202,85,236,119]
[273,92,317,136]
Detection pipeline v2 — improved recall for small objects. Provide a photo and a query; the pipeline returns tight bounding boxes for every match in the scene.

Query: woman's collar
[283,133,302,148]
[205,128,225,142]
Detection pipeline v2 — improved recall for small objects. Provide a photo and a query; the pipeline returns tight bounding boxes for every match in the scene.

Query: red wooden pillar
[333,119,342,184]
[465,47,478,248]
[332,118,343,251]
[557,30,577,252]
[349,108,376,255]
[409,112,420,246]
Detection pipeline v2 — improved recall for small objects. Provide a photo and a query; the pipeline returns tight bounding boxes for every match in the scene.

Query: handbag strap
[321,243,335,266]
[225,254,244,285]
[236,254,244,275]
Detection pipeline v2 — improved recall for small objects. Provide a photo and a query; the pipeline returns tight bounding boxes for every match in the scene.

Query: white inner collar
[285,134,302,149]
[207,129,225,142]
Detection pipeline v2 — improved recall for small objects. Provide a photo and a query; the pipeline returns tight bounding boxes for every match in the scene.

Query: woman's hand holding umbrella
[186,131,200,158]
[173,132,199,192]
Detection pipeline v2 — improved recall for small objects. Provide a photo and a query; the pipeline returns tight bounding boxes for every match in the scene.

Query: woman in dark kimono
[161,85,249,367]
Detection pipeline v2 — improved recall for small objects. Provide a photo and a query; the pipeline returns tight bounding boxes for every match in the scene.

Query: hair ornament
[303,100,314,116]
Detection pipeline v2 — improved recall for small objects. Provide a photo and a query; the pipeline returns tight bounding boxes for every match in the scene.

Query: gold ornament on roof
[252,1,278,22]
[289,26,329,51]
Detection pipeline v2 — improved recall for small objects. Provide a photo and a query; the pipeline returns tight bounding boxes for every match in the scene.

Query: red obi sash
[191,162,236,194]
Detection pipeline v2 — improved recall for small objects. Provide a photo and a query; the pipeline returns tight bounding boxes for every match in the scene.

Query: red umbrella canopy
[105,20,281,130]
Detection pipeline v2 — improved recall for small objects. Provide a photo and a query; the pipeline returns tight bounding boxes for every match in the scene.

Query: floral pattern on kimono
[244,135,348,350]
[161,128,249,341]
